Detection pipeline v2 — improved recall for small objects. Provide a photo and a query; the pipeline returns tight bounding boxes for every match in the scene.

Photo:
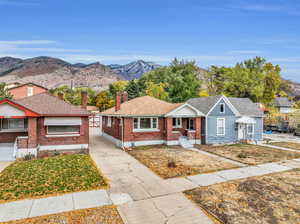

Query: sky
[0,0,300,82]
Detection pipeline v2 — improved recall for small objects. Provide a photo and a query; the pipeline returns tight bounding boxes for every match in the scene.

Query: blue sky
[0,0,300,82]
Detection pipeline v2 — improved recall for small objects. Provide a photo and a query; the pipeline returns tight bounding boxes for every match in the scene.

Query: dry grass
[0,154,107,203]
[185,169,300,224]
[269,142,300,150]
[196,144,300,165]
[128,145,238,179]
[4,205,123,224]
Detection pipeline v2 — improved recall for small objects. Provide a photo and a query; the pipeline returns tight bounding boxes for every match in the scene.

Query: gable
[0,103,26,117]
[208,99,236,116]
[165,104,203,117]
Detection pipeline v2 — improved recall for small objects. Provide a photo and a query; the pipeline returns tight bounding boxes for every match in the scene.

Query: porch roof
[236,116,256,124]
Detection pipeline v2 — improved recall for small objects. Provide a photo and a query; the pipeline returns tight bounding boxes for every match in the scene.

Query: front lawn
[5,205,123,224]
[128,145,238,178]
[269,141,300,151]
[0,154,107,202]
[185,169,300,224]
[196,144,300,165]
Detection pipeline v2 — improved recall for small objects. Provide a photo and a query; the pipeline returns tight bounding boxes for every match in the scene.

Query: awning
[236,116,256,124]
[44,117,82,126]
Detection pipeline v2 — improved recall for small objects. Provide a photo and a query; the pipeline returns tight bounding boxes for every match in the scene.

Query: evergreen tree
[126,79,140,100]
[0,83,13,100]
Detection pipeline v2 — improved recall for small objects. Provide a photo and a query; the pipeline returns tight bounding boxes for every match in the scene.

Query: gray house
[273,97,293,114]
[187,95,264,144]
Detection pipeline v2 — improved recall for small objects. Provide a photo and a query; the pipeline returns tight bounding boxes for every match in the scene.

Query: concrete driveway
[264,133,300,143]
[89,128,213,224]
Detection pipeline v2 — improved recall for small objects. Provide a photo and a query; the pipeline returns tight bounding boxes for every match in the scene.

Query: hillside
[0,56,122,91]
[108,60,161,80]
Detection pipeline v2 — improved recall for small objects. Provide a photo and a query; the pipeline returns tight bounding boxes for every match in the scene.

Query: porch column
[28,117,38,148]
[195,117,201,140]
[165,117,173,142]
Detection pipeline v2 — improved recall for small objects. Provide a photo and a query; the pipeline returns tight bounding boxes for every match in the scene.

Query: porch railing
[13,137,18,158]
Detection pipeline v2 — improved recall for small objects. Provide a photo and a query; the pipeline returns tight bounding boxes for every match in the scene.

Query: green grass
[0,154,107,202]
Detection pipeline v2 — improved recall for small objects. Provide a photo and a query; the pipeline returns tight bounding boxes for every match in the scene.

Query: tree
[140,59,201,102]
[145,81,169,101]
[197,89,209,97]
[293,100,300,109]
[95,90,114,111]
[108,80,129,96]
[126,79,140,100]
[0,83,13,100]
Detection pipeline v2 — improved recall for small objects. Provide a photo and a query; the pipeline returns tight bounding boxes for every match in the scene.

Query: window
[172,118,182,128]
[187,118,195,130]
[27,87,33,96]
[217,118,225,136]
[220,103,225,113]
[133,118,158,131]
[107,117,112,127]
[0,118,26,130]
[47,126,80,134]
[247,124,254,135]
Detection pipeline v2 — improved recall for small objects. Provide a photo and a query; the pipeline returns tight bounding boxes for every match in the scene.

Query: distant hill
[108,60,161,80]
[0,56,122,91]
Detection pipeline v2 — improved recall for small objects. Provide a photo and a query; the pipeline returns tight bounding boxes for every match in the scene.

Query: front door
[238,124,246,140]
[201,117,206,144]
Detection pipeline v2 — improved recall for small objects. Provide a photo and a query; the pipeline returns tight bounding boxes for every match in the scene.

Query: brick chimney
[123,91,128,102]
[81,91,88,109]
[115,92,122,111]
[58,92,64,101]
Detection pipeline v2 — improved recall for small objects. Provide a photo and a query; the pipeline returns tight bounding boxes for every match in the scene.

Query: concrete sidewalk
[0,190,112,222]
[258,143,299,152]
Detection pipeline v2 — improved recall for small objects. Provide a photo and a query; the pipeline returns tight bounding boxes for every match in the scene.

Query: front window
[133,117,158,131]
[172,118,182,128]
[27,87,33,96]
[220,103,225,113]
[0,118,27,131]
[47,126,80,134]
[107,117,112,127]
[187,118,195,130]
[217,118,225,136]
[247,124,254,135]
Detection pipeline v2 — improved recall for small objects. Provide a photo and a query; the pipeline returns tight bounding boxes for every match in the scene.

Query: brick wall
[9,85,47,100]
[102,116,122,140]
[0,132,27,143]
[17,137,28,148]
[37,117,89,146]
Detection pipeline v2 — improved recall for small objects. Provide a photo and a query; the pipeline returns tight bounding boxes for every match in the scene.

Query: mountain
[108,60,161,80]
[0,56,122,91]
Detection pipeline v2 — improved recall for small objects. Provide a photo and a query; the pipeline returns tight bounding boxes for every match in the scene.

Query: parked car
[294,124,300,136]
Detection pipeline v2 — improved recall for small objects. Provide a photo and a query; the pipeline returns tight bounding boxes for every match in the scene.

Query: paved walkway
[258,143,299,152]
[89,128,212,224]
[263,133,300,143]
[0,161,11,172]
[0,190,112,222]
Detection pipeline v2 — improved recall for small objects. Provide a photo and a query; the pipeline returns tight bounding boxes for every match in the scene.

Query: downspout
[121,117,124,149]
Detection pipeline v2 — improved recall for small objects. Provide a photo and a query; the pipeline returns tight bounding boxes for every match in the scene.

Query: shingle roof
[16,93,90,116]
[187,96,264,117]
[101,96,182,116]
[8,82,48,90]
[273,97,293,107]
[227,97,264,117]
[187,96,222,115]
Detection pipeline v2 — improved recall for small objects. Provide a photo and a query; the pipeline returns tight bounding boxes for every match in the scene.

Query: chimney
[115,92,122,111]
[123,91,128,102]
[58,92,64,101]
[81,91,88,109]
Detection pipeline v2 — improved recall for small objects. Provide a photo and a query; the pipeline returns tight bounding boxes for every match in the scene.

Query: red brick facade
[0,117,89,147]
[9,84,47,100]
[102,116,201,145]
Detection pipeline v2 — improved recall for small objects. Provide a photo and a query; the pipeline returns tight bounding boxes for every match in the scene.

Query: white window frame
[220,103,225,114]
[247,124,254,135]
[0,118,26,132]
[217,118,225,136]
[133,117,159,132]
[172,118,182,128]
[47,125,80,135]
[107,117,112,127]
[187,118,195,130]
[27,87,33,96]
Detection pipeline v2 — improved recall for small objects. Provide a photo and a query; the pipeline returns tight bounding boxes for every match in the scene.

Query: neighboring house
[0,92,90,160]
[273,97,294,114]
[8,82,48,100]
[100,93,264,147]
[101,92,204,147]
[187,96,264,144]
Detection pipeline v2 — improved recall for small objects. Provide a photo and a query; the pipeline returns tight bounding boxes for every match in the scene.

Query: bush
[24,154,35,161]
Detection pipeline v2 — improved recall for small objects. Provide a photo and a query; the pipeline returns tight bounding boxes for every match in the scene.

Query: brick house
[8,82,48,100]
[0,92,90,160]
[101,92,204,147]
